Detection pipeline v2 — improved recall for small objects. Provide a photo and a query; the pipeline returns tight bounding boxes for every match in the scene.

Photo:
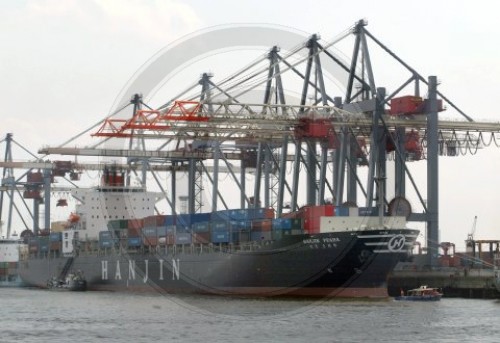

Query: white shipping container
[319,216,407,233]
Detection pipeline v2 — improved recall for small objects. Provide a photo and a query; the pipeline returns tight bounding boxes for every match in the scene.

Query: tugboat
[395,285,443,301]
[47,270,87,292]
[46,255,87,291]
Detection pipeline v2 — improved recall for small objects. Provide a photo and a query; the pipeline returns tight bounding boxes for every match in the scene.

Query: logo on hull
[387,235,406,252]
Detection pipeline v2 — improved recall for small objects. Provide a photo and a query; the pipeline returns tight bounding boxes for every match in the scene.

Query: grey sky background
[1,0,500,249]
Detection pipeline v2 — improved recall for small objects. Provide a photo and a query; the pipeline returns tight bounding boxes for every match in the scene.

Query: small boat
[395,285,442,301]
[47,271,87,292]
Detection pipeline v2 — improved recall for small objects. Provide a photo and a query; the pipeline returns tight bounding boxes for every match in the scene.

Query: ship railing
[66,239,273,258]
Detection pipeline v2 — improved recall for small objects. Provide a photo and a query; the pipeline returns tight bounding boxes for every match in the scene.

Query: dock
[388,263,500,299]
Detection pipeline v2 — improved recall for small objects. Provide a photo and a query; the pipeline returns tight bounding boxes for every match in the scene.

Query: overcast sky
[1,0,500,249]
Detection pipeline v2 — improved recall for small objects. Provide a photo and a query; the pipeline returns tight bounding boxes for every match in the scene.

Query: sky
[1,0,500,249]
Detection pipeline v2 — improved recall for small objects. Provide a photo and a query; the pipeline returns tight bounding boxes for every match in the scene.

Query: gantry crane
[5,20,500,268]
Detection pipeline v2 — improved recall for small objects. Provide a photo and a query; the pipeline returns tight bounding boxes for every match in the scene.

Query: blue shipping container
[157,226,167,236]
[335,206,350,216]
[175,232,192,244]
[99,238,119,248]
[176,225,191,233]
[128,237,142,247]
[99,231,112,239]
[358,207,379,216]
[49,232,62,242]
[190,212,211,224]
[228,209,247,221]
[230,220,251,231]
[272,218,292,230]
[38,237,49,243]
[192,222,210,233]
[164,215,175,226]
[100,240,112,248]
[245,208,261,220]
[211,231,230,243]
[142,227,157,237]
[211,221,229,232]
[247,208,271,220]
[176,214,192,227]
[210,210,229,222]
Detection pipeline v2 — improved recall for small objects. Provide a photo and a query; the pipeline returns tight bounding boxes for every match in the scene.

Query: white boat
[395,285,443,301]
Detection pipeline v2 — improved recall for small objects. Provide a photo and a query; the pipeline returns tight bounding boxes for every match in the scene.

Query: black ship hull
[19,229,418,298]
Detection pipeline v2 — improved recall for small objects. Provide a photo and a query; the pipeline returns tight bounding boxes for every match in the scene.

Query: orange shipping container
[264,208,275,219]
[251,219,272,232]
[127,219,144,230]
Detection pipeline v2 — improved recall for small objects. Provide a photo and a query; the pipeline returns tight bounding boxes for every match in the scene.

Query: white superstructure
[69,186,155,240]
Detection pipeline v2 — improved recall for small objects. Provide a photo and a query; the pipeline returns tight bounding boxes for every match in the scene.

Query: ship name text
[101,258,180,282]
[303,237,340,245]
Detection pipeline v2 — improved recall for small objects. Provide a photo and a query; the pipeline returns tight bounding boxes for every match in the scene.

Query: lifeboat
[68,213,80,223]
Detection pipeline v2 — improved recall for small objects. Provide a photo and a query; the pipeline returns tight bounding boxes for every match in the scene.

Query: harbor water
[1,288,499,342]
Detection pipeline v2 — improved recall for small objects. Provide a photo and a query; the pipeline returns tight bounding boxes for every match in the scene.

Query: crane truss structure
[4,20,500,266]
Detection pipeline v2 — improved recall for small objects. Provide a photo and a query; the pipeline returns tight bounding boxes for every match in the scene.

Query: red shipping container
[127,219,144,230]
[389,96,423,115]
[294,118,334,139]
[308,123,329,138]
[439,256,450,267]
[143,215,165,227]
[143,236,158,246]
[450,255,462,267]
[27,171,43,183]
[193,232,211,244]
[165,234,175,245]
[281,211,299,219]
[303,217,321,234]
[127,227,141,238]
[23,190,41,199]
[303,205,334,218]
[327,131,338,149]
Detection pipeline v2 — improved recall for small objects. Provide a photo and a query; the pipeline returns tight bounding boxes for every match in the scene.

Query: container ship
[18,169,419,298]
